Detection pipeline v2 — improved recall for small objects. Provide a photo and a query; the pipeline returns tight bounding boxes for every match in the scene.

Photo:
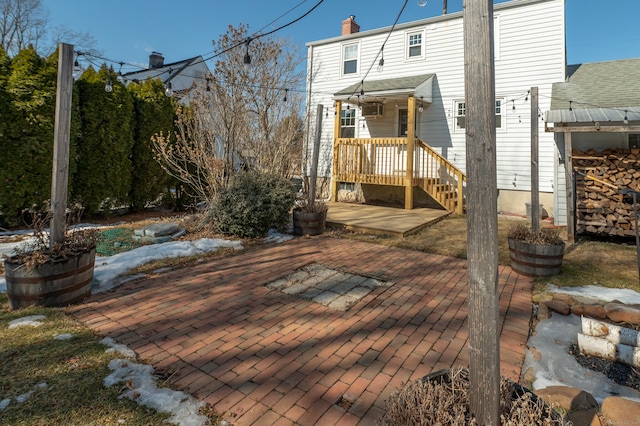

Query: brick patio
[67,236,533,425]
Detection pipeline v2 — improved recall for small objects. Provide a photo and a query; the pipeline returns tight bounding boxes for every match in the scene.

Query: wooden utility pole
[308,104,323,205]
[531,87,540,233]
[463,0,500,424]
[50,43,74,247]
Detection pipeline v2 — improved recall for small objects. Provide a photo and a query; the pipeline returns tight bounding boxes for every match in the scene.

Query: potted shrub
[507,223,565,277]
[292,199,328,237]
[3,215,99,310]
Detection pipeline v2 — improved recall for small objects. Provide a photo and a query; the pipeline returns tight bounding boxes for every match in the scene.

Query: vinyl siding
[306,0,566,215]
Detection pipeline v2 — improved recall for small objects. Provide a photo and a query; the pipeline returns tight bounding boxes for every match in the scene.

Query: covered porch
[331,74,466,214]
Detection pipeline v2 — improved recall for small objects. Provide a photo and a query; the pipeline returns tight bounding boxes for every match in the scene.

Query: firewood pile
[573,148,640,237]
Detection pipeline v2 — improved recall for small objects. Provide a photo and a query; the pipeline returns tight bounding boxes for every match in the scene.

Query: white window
[340,108,356,137]
[342,43,359,75]
[406,30,424,60]
[454,100,504,131]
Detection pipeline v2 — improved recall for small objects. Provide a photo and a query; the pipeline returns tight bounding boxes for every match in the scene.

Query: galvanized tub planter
[4,248,96,310]
[508,237,565,277]
[292,207,327,236]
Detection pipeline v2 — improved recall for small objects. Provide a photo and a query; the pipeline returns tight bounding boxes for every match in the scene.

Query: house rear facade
[305,0,567,222]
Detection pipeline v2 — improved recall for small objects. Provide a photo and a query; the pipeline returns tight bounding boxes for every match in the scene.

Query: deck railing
[333,137,466,213]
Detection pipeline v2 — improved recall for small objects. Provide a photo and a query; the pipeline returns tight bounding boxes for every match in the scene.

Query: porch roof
[333,73,435,104]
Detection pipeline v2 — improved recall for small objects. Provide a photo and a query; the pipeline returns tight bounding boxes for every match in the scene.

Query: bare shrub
[378,368,563,425]
[507,223,564,245]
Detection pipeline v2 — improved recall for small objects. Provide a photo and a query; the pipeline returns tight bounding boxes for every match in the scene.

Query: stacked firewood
[573,148,640,237]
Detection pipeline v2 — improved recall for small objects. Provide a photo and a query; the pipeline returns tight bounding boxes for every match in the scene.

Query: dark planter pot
[508,237,565,277]
[4,248,96,310]
[293,208,327,236]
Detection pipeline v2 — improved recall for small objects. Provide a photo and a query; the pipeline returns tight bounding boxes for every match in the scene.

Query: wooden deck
[325,202,450,238]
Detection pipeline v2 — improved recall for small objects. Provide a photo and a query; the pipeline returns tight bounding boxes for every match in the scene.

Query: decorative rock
[604,302,640,325]
[567,409,600,426]
[537,302,551,320]
[546,300,571,315]
[599,396,640,425]
[134,223,180,237]
[534,385,599,412]
[551,293,576,305]
[572,304,607,320]
[532,293,554,304]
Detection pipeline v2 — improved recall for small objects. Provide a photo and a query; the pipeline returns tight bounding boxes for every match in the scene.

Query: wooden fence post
[50,43,74,247]
[463,0,500,423]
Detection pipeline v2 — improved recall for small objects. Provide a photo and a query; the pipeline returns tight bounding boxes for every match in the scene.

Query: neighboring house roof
[334,74,435,104]
[123,56,201,84]
[548,58,640,124]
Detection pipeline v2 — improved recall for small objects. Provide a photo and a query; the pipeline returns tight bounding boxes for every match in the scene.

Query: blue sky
[44,0,640,74]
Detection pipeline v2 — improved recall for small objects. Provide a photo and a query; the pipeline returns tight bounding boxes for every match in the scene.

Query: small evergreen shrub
[213,171,296,238]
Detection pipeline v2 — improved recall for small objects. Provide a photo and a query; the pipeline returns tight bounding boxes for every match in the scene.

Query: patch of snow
[101,337,137,358]
[265,229,293,244]
[524,313,640,403]
[104,359,208,426]
[547,285,640,304]
[14,382,48,404]
[8,315,46,329]
[92,238,243,293]
[54,333,75,341]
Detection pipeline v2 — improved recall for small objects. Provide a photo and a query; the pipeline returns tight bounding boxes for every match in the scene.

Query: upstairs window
[407,31,423,59]
[454,100,504,131]
[342,43,359,75]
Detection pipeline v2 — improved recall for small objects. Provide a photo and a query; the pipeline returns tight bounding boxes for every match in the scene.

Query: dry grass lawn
[337,214,640,294]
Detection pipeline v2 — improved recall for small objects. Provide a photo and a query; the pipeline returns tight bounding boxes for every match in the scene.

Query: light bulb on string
[243,37,252,68]
[105,78,113,93]
[165,82,173,97]
[624,110,629,125]
[283,89,288,103]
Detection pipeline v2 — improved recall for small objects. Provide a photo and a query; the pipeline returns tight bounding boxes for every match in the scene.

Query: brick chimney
[342,15,360,36]
[149,52,164,69]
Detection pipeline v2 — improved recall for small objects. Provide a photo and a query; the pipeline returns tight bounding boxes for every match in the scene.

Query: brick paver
[66,236,533,425]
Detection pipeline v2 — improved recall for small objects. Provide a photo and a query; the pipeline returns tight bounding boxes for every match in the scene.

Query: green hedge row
[0,46,175,227]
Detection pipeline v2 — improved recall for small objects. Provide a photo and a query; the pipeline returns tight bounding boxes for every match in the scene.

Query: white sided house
[123,52,210,101]
[305,0,566,222]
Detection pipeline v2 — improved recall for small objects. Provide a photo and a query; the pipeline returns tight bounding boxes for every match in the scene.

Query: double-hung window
[406,31,424,59]
[454,100,504,131]
[340,108,356,138]
[342,43,359,75]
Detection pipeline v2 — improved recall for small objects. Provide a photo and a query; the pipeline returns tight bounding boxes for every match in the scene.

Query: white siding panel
[306,0,566,211]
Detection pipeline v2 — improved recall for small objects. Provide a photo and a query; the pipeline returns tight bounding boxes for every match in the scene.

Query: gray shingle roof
[334,74,435,98]
[550,58,640,110]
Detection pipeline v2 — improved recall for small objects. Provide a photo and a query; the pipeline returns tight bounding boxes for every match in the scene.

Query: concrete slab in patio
[67,236,533,426]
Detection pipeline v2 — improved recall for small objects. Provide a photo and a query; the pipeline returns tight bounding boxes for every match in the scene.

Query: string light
[377,50,385,72]
[165,82,173,97]
[569,100,572,112]
[624,110,629,125]
[283,89,288,102]
[104,78,113,93]
[243,37,252,67]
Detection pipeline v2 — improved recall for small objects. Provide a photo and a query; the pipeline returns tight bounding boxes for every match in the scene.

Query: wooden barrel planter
[508,237,565,277]
[4,248,96,310]
[293,208,327,236]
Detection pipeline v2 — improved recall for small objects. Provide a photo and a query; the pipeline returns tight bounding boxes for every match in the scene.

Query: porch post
[405,96,416,209]
[332,100,342,202]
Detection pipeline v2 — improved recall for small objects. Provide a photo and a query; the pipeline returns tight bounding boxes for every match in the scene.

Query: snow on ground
[0,228,301,293]
[525,285,640,403]
[91,238,243,293]
[4,317,210,425]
